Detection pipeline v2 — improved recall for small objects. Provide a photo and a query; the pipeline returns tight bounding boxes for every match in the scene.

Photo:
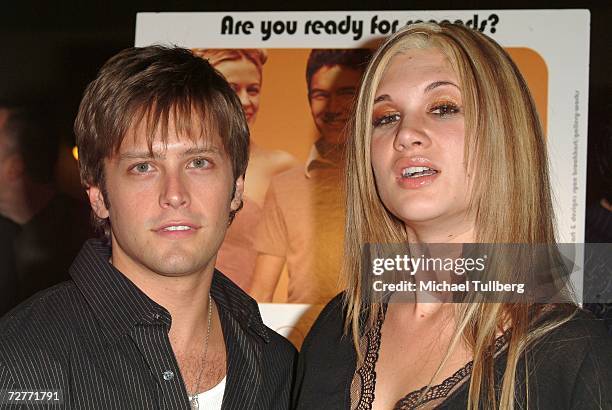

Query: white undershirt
[188,376,226,409]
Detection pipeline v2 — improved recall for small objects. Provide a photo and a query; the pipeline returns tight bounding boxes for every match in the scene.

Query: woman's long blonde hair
[343,23,576,409]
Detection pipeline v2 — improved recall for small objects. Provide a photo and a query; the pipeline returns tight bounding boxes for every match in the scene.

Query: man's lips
[323,117,348,127]
[153,222,201,233]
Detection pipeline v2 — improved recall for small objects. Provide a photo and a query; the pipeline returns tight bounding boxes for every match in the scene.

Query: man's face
[308,65,362,145]
[87,115,243,278]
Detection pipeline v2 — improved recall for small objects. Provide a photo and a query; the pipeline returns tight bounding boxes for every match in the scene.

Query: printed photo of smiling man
[0,46,296,410]
[251,49,371,305]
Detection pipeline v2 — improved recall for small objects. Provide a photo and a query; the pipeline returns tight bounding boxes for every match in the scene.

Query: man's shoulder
[212,271,296,358]
[262,322,298,358]
[270,165,308,189]
[0,281,86,353]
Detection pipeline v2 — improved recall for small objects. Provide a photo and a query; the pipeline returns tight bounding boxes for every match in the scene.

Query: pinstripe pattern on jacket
[0,239,296,409]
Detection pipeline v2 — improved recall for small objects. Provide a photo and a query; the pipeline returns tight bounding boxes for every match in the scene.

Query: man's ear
[87,186,110,219]
[230,175,245,212]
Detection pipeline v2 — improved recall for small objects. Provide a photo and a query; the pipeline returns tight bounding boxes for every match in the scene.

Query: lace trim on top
[350,307,385,410]
[350,306,509,410]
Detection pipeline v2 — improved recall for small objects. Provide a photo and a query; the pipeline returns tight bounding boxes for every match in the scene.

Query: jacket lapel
[219,307,263,409]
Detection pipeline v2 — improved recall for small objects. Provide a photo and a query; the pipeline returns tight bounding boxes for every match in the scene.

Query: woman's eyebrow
[373,80,459,104]
[424,80,460,93]
[374,94,390,104]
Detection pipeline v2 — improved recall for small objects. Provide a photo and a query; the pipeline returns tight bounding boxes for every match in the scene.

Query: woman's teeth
[402,166,438,178]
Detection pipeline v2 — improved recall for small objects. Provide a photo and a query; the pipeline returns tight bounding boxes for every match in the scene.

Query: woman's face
[370,48,473,234]
[215,57,262,126]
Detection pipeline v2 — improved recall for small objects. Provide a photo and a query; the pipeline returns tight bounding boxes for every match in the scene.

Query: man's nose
[159,171,190,209]
[324,94,341,114]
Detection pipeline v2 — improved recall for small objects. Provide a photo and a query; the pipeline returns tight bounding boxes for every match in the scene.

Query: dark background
[1,1,610,202]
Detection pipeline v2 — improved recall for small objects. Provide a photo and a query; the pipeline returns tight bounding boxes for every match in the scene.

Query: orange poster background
[248,47,548,302]
[251,47,547,164]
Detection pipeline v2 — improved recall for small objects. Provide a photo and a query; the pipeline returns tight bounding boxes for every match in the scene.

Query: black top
[0,239,296,409]
[293,294,612,410]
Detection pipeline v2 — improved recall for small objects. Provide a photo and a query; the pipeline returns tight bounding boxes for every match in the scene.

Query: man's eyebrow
[118,151,156,161]
[118,146,222,161]
[182,146,222,156]
[424,80,459,93]
[309,88,328,94]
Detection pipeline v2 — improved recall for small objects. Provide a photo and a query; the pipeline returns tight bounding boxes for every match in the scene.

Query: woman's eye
[373,113,400,127]
[430,103,460,117]
[189,158,211,169]
[247,85,260,96]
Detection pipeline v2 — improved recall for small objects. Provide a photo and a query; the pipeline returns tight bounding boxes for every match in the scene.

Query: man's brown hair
[74,45,250,237]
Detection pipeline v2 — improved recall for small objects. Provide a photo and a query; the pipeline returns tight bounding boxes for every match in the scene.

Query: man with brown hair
[0,46,295,409]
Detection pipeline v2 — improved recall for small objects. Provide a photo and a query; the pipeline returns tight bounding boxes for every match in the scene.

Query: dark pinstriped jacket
[0,239,296,409]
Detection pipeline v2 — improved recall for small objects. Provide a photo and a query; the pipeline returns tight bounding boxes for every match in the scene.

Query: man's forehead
[117,113,225,156]
[311,65,361,89]
[117,133,223,156]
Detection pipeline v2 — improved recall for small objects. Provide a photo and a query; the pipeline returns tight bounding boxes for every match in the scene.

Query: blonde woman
[294,23,612,409]
[192,49,297,290]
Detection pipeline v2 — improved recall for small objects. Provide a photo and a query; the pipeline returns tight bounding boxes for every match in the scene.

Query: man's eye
[132,163,152,173]
[310,92,329,100]
[337,88,356,96]
[189,158,211,169]
[430,103,460,117]
[373,113,400,127]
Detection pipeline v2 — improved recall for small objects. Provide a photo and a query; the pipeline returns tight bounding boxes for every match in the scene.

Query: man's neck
[0,181,55,225]
[111,251,216,350]
[315,138,344,164]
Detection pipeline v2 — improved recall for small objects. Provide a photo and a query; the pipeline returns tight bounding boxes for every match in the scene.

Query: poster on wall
[136,10,590,347]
